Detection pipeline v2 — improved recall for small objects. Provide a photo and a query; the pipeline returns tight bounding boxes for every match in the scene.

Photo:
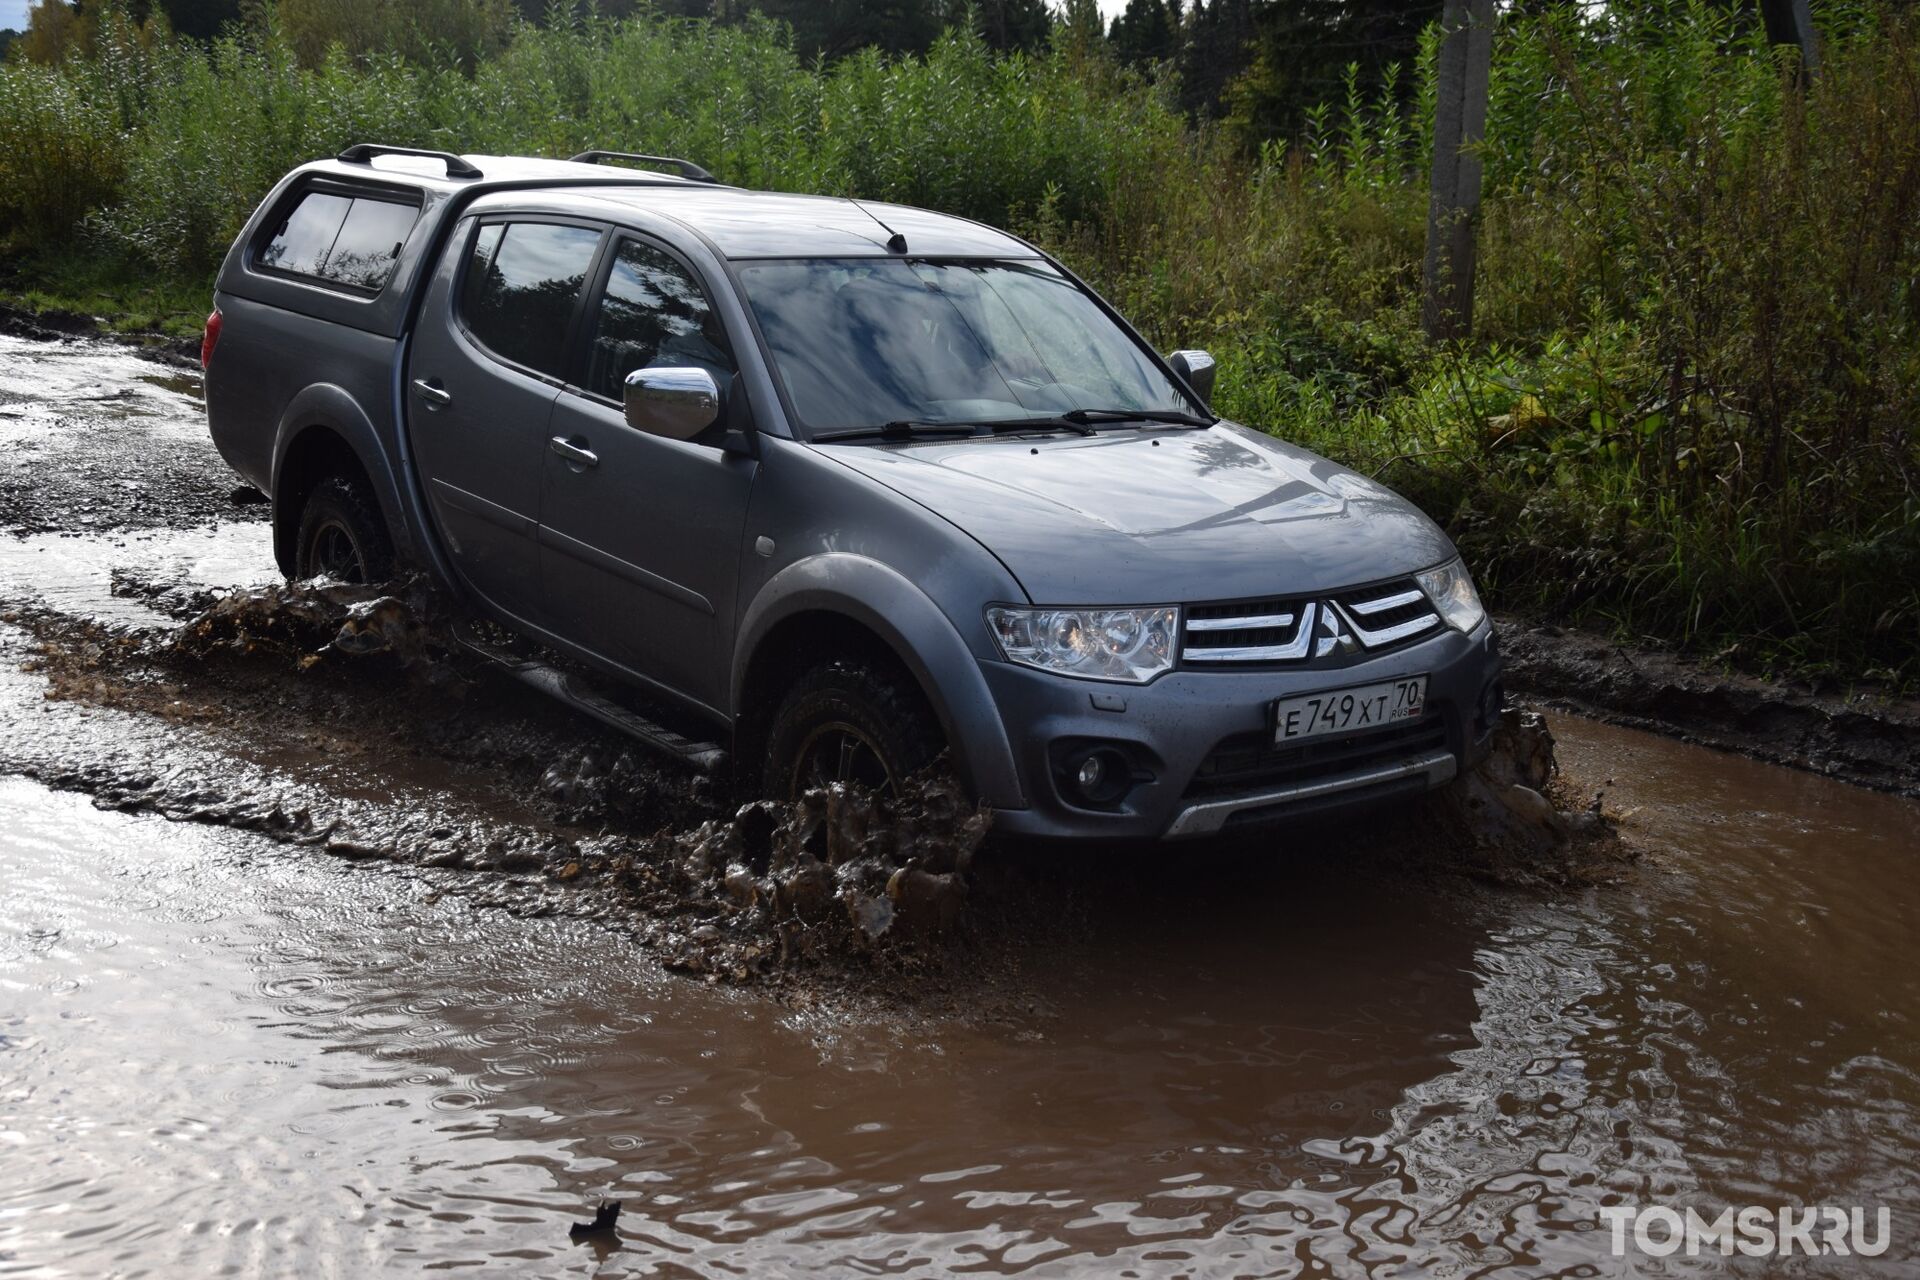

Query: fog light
[1060,746,1132,808]
[1476,679,1505,735]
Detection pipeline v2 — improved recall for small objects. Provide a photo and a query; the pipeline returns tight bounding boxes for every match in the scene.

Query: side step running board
[453,623,728,773]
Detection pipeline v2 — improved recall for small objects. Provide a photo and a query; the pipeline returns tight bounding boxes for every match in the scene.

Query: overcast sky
[0,0,1135,36]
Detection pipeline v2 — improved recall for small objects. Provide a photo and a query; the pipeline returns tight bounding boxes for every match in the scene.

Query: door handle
[412,378,452,409]
[549,435,599,468]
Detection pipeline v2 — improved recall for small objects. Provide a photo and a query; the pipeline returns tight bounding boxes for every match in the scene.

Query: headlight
[1416,558,1486,633]
[987,605,1180,683]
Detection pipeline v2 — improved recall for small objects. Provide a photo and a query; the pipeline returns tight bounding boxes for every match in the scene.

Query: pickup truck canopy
[214,150,1039,339]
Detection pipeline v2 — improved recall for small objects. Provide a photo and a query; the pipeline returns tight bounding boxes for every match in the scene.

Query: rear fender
[269,384,444,584]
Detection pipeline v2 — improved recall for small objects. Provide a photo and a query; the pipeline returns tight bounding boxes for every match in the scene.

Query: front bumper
[982,619,1502,841]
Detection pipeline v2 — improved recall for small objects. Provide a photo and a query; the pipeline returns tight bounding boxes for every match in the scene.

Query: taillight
[201,307,222,370]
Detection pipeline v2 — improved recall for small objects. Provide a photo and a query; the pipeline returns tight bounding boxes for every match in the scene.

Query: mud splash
[6,568,1624,989]
[612,775,992,979]
[1425,708,1627,886]
[6,574,1010,984]
[170,574,460,675]
[165,577,1003,976]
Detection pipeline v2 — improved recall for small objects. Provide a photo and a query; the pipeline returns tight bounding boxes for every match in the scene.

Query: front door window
[582,238,737,406]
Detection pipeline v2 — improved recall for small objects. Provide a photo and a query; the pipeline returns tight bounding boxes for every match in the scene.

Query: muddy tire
[762,661,943,800]
[295,474,393,584]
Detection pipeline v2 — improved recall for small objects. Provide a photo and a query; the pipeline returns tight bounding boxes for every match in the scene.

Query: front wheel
[762,661,943,800]
[294,474,393,583]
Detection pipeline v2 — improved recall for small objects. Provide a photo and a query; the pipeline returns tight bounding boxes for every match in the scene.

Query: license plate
[1272,676,1427,744]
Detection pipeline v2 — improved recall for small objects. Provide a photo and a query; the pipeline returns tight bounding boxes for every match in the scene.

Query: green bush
[0,65,126,244]
[1056,2,1920,681]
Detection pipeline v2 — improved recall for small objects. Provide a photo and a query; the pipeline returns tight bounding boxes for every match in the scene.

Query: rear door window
[258,187,420,292]
[458,221,604,381]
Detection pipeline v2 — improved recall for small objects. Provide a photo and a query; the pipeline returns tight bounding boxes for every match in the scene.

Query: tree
[1177,0,1255,117]
[749,0,943,60]
[1228,0,1443,140]
[1055,0,1106,60]
[15,0,91,62]
[962,0,1051,52]
[1421,0,1492,339]
[1757,0,1819,77]
[155,0,242,39]
[1110,0,1178,68]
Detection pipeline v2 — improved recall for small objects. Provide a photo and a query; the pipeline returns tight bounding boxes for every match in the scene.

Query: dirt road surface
[3,332,1916,1276]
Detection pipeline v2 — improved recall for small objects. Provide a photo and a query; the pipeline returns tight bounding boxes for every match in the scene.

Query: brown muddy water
[2,332,1917,1276]
[4,720,1917,1276]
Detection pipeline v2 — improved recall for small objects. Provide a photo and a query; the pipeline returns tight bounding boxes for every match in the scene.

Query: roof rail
[336,143,483,180]
[569,151,717,184]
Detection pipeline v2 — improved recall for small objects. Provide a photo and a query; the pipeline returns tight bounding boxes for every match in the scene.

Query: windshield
[734,258,1201,437]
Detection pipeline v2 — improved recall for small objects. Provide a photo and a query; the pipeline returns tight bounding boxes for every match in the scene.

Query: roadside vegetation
[2,0,1915,684]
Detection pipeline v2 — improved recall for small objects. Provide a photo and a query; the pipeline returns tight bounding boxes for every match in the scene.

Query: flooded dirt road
[6,720,1917,1276]
[3,333,1918,1275]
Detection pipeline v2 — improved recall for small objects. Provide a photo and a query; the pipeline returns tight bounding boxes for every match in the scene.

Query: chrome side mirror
[1168,349,1216,408]
[623,366,720,440]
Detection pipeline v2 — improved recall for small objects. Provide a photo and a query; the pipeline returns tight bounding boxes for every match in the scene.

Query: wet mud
[4,334,1917,1274]
[1501,617,1920,796]
[5,559,1627,993]
[0,331,254,534]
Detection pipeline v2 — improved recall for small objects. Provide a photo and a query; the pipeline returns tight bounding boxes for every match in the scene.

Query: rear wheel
[294,474,393,583]
[762,661,943,800]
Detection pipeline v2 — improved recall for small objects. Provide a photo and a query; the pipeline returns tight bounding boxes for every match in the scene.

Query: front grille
[1183,715,1449,798]
[1180,578,1442,667]
[1183,598,1312,662]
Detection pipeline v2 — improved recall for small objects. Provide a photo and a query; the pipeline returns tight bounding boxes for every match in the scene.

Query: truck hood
[819,422,1458,604]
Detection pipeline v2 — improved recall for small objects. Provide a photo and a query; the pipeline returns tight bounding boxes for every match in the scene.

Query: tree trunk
[1759,0,1821,80]
[1422,0,1494,341]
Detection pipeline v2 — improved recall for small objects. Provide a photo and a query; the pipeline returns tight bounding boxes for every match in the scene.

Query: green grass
[1,250,211,337]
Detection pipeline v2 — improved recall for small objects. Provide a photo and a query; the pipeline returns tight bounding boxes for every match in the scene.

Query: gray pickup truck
[203,144,1502,840]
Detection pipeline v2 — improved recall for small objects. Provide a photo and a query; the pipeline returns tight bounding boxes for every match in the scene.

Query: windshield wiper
[811,420,980,444]
[1060,407,1215,428]
[811,408,1208,445]
[982,416,1095,437]
[815,416,1101,443]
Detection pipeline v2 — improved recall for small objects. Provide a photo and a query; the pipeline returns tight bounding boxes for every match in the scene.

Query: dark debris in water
[568,1202,621,1239]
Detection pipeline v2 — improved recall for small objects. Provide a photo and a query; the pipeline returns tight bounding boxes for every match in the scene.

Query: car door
[539,234,757,713]
[406,216,605,622]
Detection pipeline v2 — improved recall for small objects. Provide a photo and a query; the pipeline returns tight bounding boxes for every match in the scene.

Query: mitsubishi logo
[1314,601,1360,657]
